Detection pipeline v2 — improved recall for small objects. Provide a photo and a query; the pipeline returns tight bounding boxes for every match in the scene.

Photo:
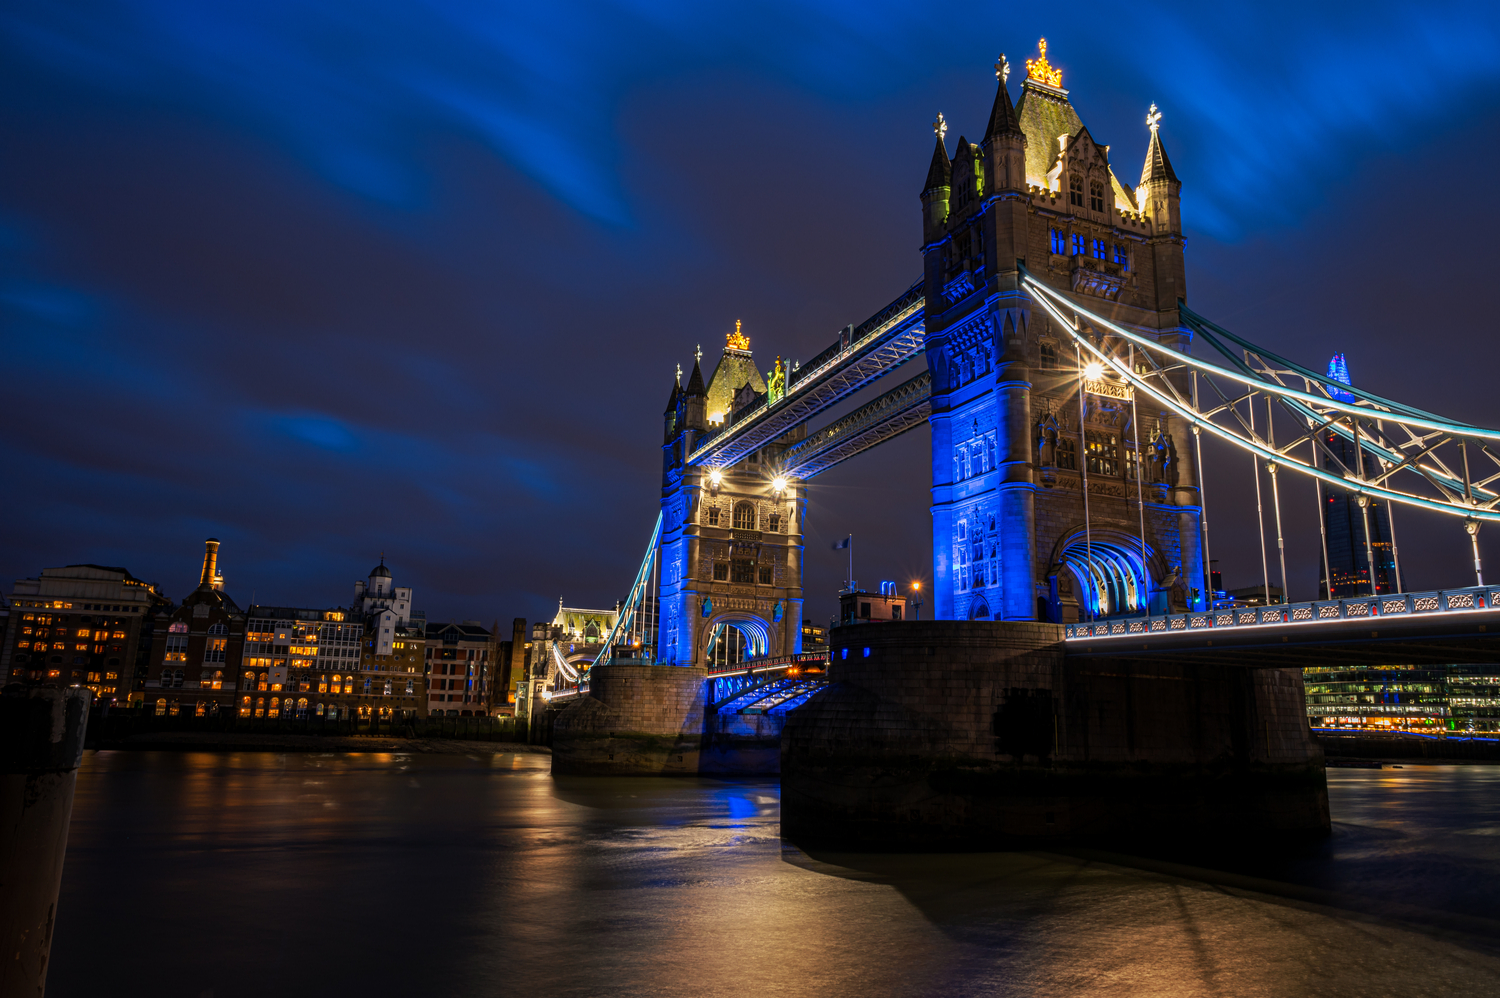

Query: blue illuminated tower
[923,42,1203,622]
[1319,354,1397,597]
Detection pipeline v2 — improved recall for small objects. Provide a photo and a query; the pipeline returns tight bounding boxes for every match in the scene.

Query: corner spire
[984,57,1023,141]
[684,358,706,396]
[1140,103,1180,186]
[923,120,951,192]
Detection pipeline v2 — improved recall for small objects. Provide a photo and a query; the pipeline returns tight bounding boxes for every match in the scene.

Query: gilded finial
[1146,103,1162,133]
[995,54,1010,84]
[676,363,682,385]
[1025,38,1063,88]
[695,343,702,364]
[726,318,750,351]
[933,112,947,140]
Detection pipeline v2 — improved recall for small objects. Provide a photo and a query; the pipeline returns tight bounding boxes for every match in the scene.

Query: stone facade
[550,664,708,774]
[781,620,1329,847]
[923,43,1204,625]
[657,334,806,666]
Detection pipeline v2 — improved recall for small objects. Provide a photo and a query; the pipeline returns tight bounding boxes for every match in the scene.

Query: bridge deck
[1065,586,1500,666]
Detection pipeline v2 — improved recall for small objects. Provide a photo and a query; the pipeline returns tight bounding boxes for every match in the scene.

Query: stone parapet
[782,620,1328,849]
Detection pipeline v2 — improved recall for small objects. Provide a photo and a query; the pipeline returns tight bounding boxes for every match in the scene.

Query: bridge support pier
[551,664,707,775]
[781,621,1328,849]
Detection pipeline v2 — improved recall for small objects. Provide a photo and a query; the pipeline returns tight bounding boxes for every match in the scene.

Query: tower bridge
[543,41,1500,843]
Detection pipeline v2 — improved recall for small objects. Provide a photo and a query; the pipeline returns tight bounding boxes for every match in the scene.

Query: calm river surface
[49,751,1500,997]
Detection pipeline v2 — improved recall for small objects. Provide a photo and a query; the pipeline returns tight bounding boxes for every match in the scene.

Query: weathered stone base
[701,712,783,775]
[781,621,1329,850]
[551,664,707,775]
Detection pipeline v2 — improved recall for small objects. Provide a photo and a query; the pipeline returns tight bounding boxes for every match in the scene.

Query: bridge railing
[704,651,828,678]
[1065,585,1500,641]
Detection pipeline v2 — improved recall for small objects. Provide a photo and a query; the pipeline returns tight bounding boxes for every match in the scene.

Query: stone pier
[551,664,707,775]
[781,621,1328,849]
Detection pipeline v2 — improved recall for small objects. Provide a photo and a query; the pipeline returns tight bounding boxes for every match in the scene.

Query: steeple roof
[663,380,680,414]
[923,135,951,192]
[684,360,706,396]
[1140,126,1179,186]
[984,79,1023,141]
[1015,80,1084,189]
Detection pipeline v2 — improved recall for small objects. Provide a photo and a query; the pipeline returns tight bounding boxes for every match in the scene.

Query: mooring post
[1,685,92,997]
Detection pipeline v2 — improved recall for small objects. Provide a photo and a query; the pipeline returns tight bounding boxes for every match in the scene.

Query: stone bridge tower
[923,41,1203,623]
[656,329,806,665]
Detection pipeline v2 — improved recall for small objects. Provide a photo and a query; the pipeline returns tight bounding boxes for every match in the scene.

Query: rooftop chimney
[200,538,220,589]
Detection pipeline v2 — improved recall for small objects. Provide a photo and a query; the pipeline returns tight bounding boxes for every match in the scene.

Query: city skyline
[4,2,1500,625]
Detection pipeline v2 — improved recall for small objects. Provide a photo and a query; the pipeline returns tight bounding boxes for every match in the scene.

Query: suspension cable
[1267,397,1289,602]
[1022,282,1500,523]
[1131,344,1148,608]
[1075,341,1094,619]
[1249,395,1272,605]
[1312,437,1332,599]
[1192,370,1211,610]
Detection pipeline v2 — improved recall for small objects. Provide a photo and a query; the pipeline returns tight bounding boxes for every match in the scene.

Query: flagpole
[848,534,853,589]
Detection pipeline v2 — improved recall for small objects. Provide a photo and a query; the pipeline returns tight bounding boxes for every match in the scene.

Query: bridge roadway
[1064,585,1500,666]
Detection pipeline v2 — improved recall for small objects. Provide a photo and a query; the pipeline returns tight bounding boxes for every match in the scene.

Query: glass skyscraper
[1318,354,1398,598]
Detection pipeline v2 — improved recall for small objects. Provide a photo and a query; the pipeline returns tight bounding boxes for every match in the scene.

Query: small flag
[832,536,850,550]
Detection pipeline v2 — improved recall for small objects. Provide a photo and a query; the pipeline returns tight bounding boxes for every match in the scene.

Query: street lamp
[708,469,723,490]
[1083,360,1105,381]
[910,581,923,621]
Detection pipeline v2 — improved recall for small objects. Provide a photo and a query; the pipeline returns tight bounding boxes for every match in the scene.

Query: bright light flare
[708,469,723,487]
[771,476,788,493]
[1083,361,1105,381]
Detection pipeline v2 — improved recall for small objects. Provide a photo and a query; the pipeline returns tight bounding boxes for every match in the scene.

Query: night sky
[4,2,1500,627]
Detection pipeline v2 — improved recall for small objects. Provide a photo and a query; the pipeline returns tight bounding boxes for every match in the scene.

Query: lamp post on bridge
[910,581,923,620]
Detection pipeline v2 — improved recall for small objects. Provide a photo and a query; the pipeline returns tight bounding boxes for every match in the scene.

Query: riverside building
[241,606,365,719]
[142,539,246,716]
[424,621,496,716]
[4,562,171,702]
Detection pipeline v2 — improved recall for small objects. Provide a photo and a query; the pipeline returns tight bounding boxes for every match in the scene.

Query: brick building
[142,539,246,715]
[4,563,171,702]
[424,621,495,716]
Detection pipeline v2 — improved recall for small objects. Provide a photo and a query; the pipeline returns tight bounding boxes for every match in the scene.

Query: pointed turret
[1140,123,1179,187]
[663,379,680,415]
[923,134,951,192]
[984,72,1023,141]
[921,122,952,244]
[684,360,706,396]
[1137,103,1181,235]
[983,57,1028,194]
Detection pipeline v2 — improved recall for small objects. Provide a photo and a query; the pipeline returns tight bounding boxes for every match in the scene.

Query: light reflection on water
[49,753,1500,998]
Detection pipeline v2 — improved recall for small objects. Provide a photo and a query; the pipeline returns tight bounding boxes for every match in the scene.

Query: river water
[49,751,1500,997]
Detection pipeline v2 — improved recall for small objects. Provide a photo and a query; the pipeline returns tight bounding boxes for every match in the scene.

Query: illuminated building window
[1068,174,1083,207]
[268,699,280,718]
[733,502,756,530]
[205,638,227,664]
[363,678,372,693]
[405,679,414,695]
[1091,239,1106,260]
[255,697,265,717]
[298,698,309,713]
[242,671,255,690]
[1050,228,1066,254]
[105,672,117,681]
[1057,437,1077,471]
[154,698,168,716]
[240,697,252,717]
[1089,180,1104,212]
[1113,244,1129,270]
[1071,233,1084,256]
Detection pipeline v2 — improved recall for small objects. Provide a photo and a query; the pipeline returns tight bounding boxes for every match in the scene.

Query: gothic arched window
[733,502,756,530]
[1089,180,1105,212]
[1068,174,1083,207]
